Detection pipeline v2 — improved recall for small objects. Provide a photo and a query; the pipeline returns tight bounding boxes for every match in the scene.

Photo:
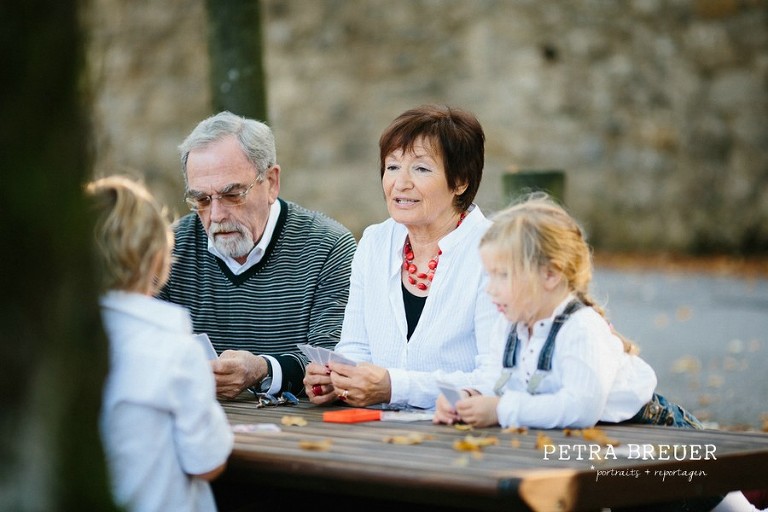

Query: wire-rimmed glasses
[185,177,261,212]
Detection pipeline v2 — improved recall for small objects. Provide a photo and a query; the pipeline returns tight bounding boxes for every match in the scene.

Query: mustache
[210,221,245,236]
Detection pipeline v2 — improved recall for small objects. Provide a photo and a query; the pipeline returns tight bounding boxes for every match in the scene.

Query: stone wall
[87,0,768,253]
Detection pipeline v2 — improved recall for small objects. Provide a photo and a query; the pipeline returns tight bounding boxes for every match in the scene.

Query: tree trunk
[206,0,268,122]
[0,0,118,510]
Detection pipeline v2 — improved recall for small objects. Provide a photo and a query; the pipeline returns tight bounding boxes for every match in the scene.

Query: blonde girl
[434,192,699,430]
[435,191,762,512]
[88,175,232,512]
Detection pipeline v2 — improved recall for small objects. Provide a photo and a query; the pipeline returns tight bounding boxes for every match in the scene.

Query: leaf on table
[298,439,332,451]
[454,423,473,431]
[502,426,528,435]
[550,428,617,448]
[281,415,308,427]
[581,427,619,446]
[535,432,555,451]
[382,432,434,445]
[453,434,499,452]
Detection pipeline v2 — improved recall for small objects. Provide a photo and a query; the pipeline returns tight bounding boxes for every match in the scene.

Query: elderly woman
[303,104,498,409]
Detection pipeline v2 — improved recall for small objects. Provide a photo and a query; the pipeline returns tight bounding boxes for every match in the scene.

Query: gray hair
[178,111,277,186]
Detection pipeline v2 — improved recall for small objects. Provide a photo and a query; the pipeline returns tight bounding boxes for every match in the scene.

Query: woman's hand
[328,362,391,407]
[455,395,501,428]
[303,362,337,405]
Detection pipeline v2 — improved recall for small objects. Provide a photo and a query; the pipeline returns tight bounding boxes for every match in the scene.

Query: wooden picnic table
[216,396,768,511]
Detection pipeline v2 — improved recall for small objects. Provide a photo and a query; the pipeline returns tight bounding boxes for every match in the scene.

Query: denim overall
[500,299,703,430]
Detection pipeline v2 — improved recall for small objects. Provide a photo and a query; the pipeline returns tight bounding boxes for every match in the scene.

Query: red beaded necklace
[402,211,467,291]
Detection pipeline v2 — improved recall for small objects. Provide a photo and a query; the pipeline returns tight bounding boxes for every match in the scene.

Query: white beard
[210,221,255,258]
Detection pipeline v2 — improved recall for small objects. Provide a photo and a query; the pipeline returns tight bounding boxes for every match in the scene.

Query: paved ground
[592,265,768,431]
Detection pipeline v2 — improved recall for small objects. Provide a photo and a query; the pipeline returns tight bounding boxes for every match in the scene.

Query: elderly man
[158,111,356,399]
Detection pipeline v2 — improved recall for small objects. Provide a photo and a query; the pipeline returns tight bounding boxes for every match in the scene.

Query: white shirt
[100,291,233,512]
[478,295,657,429]
[335,205,498,409]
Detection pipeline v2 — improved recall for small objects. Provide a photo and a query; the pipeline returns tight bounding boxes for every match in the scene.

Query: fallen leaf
[671,355,701,374]
[727,339,744,354]
[502,426,528,435]
[298,439,332,451]
[453,435,499,452]
[454,424,474,431]
[382,432,433,445]
[706,375,724,388]
[654,313,670,328]
[723,356,739,371]
[581,427,619,446]
[675,306,693,321]
[281,415,307,427]
[535,432,555,450]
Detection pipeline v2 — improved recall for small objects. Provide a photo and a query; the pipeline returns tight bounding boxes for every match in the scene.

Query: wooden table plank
[220,397,768,511]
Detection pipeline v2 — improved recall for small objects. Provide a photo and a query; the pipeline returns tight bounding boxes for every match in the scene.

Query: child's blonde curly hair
[86,175,174,295]
[480,192,638,354]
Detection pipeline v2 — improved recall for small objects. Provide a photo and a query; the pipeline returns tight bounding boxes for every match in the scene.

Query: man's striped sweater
[158,198,357,395]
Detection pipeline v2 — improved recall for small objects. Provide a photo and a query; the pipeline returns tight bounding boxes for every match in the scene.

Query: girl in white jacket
[433,192,760,512]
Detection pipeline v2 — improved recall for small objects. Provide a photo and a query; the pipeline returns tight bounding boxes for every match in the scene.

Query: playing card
[231,423,281,433]
[316,345,330,365]
[296,344,357,366]
[296,343,319,363]
[193,333,218,360]
[436,380,463,409]
[326,349,357,366]
[380,411,435,422]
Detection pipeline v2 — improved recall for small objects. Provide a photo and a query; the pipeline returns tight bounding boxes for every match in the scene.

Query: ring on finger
[312,384,323,396]
[339,389,349,400]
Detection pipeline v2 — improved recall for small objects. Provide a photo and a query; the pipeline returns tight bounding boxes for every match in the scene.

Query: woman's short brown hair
[379,104,485,212]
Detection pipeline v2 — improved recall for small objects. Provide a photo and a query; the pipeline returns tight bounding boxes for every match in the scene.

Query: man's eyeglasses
[185,177,262,212]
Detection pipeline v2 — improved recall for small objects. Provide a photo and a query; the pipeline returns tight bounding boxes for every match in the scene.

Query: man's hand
[211,350,268,399]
